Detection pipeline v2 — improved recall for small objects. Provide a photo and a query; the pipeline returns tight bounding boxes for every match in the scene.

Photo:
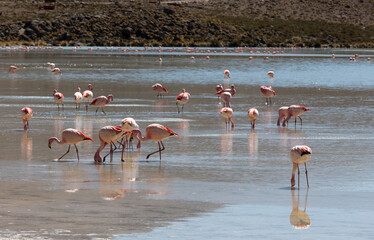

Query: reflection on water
[261,107,276,125]
[248,130,258,166]
[289,189,311,229]
[176,120,190,149]
[278,127,306,151]
[153,99,169,112]
[62,163,85,193]
[220,131,233,157]
[21,131,33,161]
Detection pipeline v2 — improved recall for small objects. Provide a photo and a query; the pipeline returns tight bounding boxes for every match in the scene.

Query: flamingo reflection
[290,189,311,229]
[220,131,233,156]
[248,130,258,166]
[21,131,33,161]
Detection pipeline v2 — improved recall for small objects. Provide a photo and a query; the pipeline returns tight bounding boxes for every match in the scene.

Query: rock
[163,6,174,15]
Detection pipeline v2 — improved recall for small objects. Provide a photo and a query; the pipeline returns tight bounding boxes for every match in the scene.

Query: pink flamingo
[131,124,179,160]
[82,84,93,112]
[51,68,62,74]
[277,106,289,126]
[176,89,191,114]
[260,86,276,105]
[152,83,168,98]
[290,145,312,188]
[120,118,140,151]
[267,71,274,78]
[221,92,232,107]
[89,94,114,114]
[94,126,130,163]
[283,105,311,127]
[9,65,19,73]
[21,107,33,131]
[220,107,234,129]
[215,84,223,99]
[74,87,83,110]
[53,89,64,111]
[48,128,94,161]
[248,108,259,129]
[223,70,230,78]
[215,84,236,97]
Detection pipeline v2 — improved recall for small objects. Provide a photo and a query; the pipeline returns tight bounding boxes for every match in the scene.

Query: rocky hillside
[0,0,373,47]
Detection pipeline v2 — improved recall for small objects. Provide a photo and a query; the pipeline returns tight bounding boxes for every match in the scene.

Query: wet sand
[0,48,374,239]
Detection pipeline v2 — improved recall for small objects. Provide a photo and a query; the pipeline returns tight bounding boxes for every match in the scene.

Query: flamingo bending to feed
[131,124,179,160]
[220,107,234,129]
[223,70,230,78]
[94,126,130,163]
[290,145,312,188]
[221,92,232,107]
[21,107,33,131]
[267,71,274,78]
[277,106,289,126]
[176,89,191,114]
[152,83,168,97]
[9,65,19,73]
[120,117,140,151]
[74,87,83,110]
[82,84,94,112]
[48,128,94,161]
[260,86,276,105]
[283,105,311,127]
[248,108,259,129]
[53,89,64,111]
[215,84,236,97]
[89,94,114,114]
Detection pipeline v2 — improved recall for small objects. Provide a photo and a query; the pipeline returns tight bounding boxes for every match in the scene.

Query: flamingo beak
[48,143,52,149]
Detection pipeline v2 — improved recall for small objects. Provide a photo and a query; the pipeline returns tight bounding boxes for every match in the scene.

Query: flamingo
[53,89,64,111]
[89,94,114,114]
[120,118,140,151]
[176,89,191,114]
[9,65,19,73]
[47,62,55,69]
[220,107,234,129]
[215,84,223,99]
[215,84,236,97]
[260,86,276,105]
[21,107,33,131]
[83,84,94,112]
[152,83,168,98]
[290,145,312,188]
[51,68,62,74]
[94,126,130,163]
[267,71,274,78]
[283,105,311,127]
[248,108,259,129]
[131,124,179,160]
[221,92,232,107]
[48,128,94,161]
[74,87,83,110]
[223,69,230,78]
[277,106,289,126]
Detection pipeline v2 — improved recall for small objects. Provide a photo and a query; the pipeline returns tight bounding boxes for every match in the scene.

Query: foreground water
[0,47,373,239]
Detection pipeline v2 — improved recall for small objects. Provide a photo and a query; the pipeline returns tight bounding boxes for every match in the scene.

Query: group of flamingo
[19,66,312,189]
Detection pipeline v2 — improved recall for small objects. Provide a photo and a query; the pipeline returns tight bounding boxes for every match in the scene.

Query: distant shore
[0,1,373,48]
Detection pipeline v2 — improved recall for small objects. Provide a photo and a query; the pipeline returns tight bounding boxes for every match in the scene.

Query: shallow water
[0,47,374,239]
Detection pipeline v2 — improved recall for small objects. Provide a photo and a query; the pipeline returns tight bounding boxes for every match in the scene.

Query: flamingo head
[88,84,93,90]
[231,84,235,89]
[77,87,81,92]
[48,138,54,148]
[53,89,57,94]
[107,94,114,101]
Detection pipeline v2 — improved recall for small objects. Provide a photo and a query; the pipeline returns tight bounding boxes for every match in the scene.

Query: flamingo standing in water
[215,84,236,97]
[152,83,168,98]
[131,124,179,160]
[82,84,93,111]
[176,89,191,114]
[215,84,223,99]
[48,128,94,161]
[267,71,274,78]
[277,106,289,126]
[260,86,276,105]
[248,108,259,129]
[21,107,33,131]
[221,92,232,107]
[53,89,64,111]
[9,65,19,73]
[51,68,62,74]
[283,105,311,127]
[220,107,234,129]
[120,118,140,151]
[94,126,130,163]
[290,145,312,188]
[89,94,114,114]
[74,87,83,110]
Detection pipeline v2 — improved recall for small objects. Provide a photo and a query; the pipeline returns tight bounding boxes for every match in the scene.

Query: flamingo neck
[132,129,149,142]
[49,137,64,145]
[94,138,107,162]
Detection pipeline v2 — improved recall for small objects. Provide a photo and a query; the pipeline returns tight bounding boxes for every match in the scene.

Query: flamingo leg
[182,104,184,114]
[62,103,64,111]
[102,107,106,115]
[58,144,71,160]
[297,165,300,189]
[85,103,88,112]
[270,97,272,105]
[74,144,79,161]
[95,107,99,114]
[299,116,303,126]
[121,139,126,162]
[176,102,180,114]
[305,163,309,188]
[146,141,165,160]
[230,118,234,129]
